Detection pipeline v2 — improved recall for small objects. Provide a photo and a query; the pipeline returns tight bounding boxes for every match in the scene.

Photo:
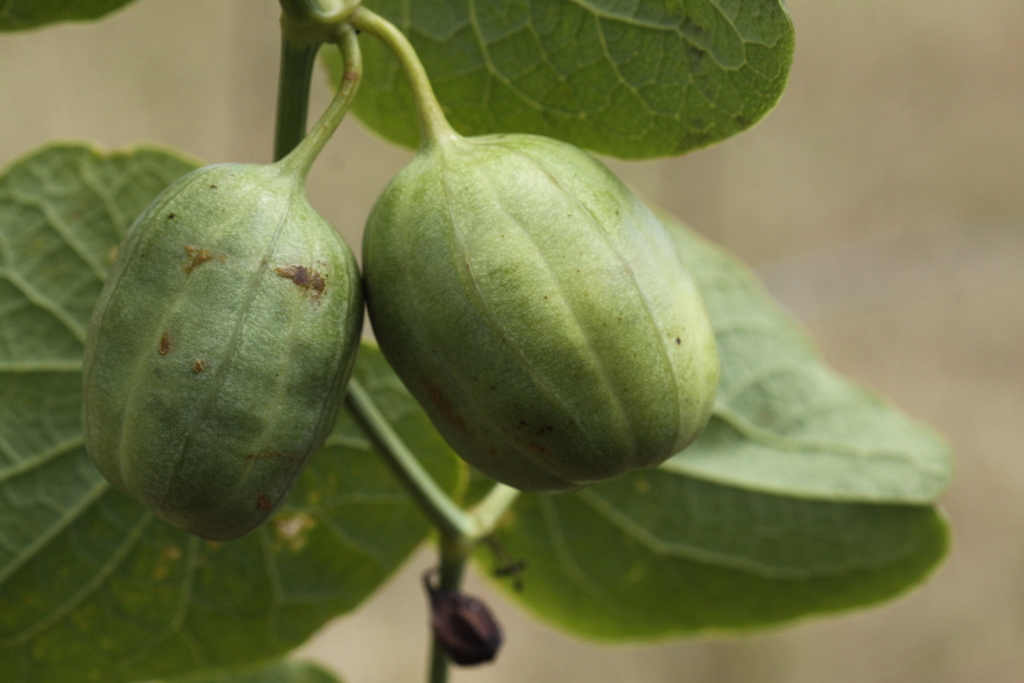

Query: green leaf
[662,214,953,503]
[481,469,948,640]
[336,0,794,159]
[161,659,342,683]
[0,144,462,683]
[0,0,138,31]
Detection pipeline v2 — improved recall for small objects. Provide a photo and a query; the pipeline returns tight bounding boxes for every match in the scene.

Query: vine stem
[273,25,318,162]
[345,381,475,539]
[275,24,361,179]
[271,8,520,682]
[347,6,460,151]
[347,381,519,683]
[428,534,470,683]
[346,380,521,542]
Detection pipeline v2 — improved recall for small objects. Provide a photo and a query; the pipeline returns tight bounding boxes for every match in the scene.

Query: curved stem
[270,15,518,683]
[273,27,320,161]
[348,6,459,151]
[346,381,518,683]
[271,0,519,560]
[467,484,520,539]
[345,379,476,539]
[277,25,362,179]
[344,376,522,542]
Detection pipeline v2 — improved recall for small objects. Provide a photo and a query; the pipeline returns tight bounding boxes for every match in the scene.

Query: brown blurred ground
[2,1,1023,681]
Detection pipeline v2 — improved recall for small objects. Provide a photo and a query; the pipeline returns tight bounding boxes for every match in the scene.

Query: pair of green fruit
[82,76,719,544]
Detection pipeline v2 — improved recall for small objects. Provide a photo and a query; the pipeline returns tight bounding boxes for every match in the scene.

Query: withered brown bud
[424,571,503,666]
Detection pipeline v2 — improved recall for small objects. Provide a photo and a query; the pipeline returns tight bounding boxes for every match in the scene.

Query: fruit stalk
[348,7,459,150]
[272,8,496,541]
[273,26,319,160]
[345,381,522,541]
[271,15,520,682]
[277,23,362,179]
[345,380,475,540]
[275,0,359,159]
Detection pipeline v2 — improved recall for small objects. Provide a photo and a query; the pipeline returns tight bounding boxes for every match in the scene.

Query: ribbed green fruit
[82,162,363,541]
[363,133,719,492]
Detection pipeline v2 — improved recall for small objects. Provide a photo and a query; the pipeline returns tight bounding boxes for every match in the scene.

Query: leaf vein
[0,269,87,343]
[2,505,153,646]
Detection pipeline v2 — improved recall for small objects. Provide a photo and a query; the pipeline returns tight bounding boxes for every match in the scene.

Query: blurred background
[1,0,1022,680]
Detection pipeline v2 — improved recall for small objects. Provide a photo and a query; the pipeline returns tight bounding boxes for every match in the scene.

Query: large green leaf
[338,0,795,159]
[0,0,138,31]
[481,469,948,640]
[0,144,462,683]
[162,659,342,683]
[663,215,953,503]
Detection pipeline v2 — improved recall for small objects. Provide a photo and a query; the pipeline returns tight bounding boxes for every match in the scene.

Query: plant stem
[274,0,362,163]
[344,379,523,542]
[270,0,516,552]
[347,6,459,151]
[468,483,521,538]
[428,534,471,683]
[428,628,451,683]
[278,25,362,179]
[273,28,320,162]
[269,13,521,683]
[345,380,476,539]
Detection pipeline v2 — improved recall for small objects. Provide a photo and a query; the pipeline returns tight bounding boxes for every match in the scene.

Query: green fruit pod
[82,162,363,540]
[363,133,719,492]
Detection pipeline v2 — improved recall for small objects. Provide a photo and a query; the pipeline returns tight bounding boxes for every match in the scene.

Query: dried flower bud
[424,571,503,666]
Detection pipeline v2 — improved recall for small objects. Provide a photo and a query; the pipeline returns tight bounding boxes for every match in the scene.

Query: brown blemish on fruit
[158,333,171,355]
[675,337,681,345]
[167,213,176,220]
[536,425,554,436]
[425,382,471,435]
[256,495,273,511]
[275,265,325,296]
[193,359,205,373]
[183,245,226,273]
[209,184,218,190]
